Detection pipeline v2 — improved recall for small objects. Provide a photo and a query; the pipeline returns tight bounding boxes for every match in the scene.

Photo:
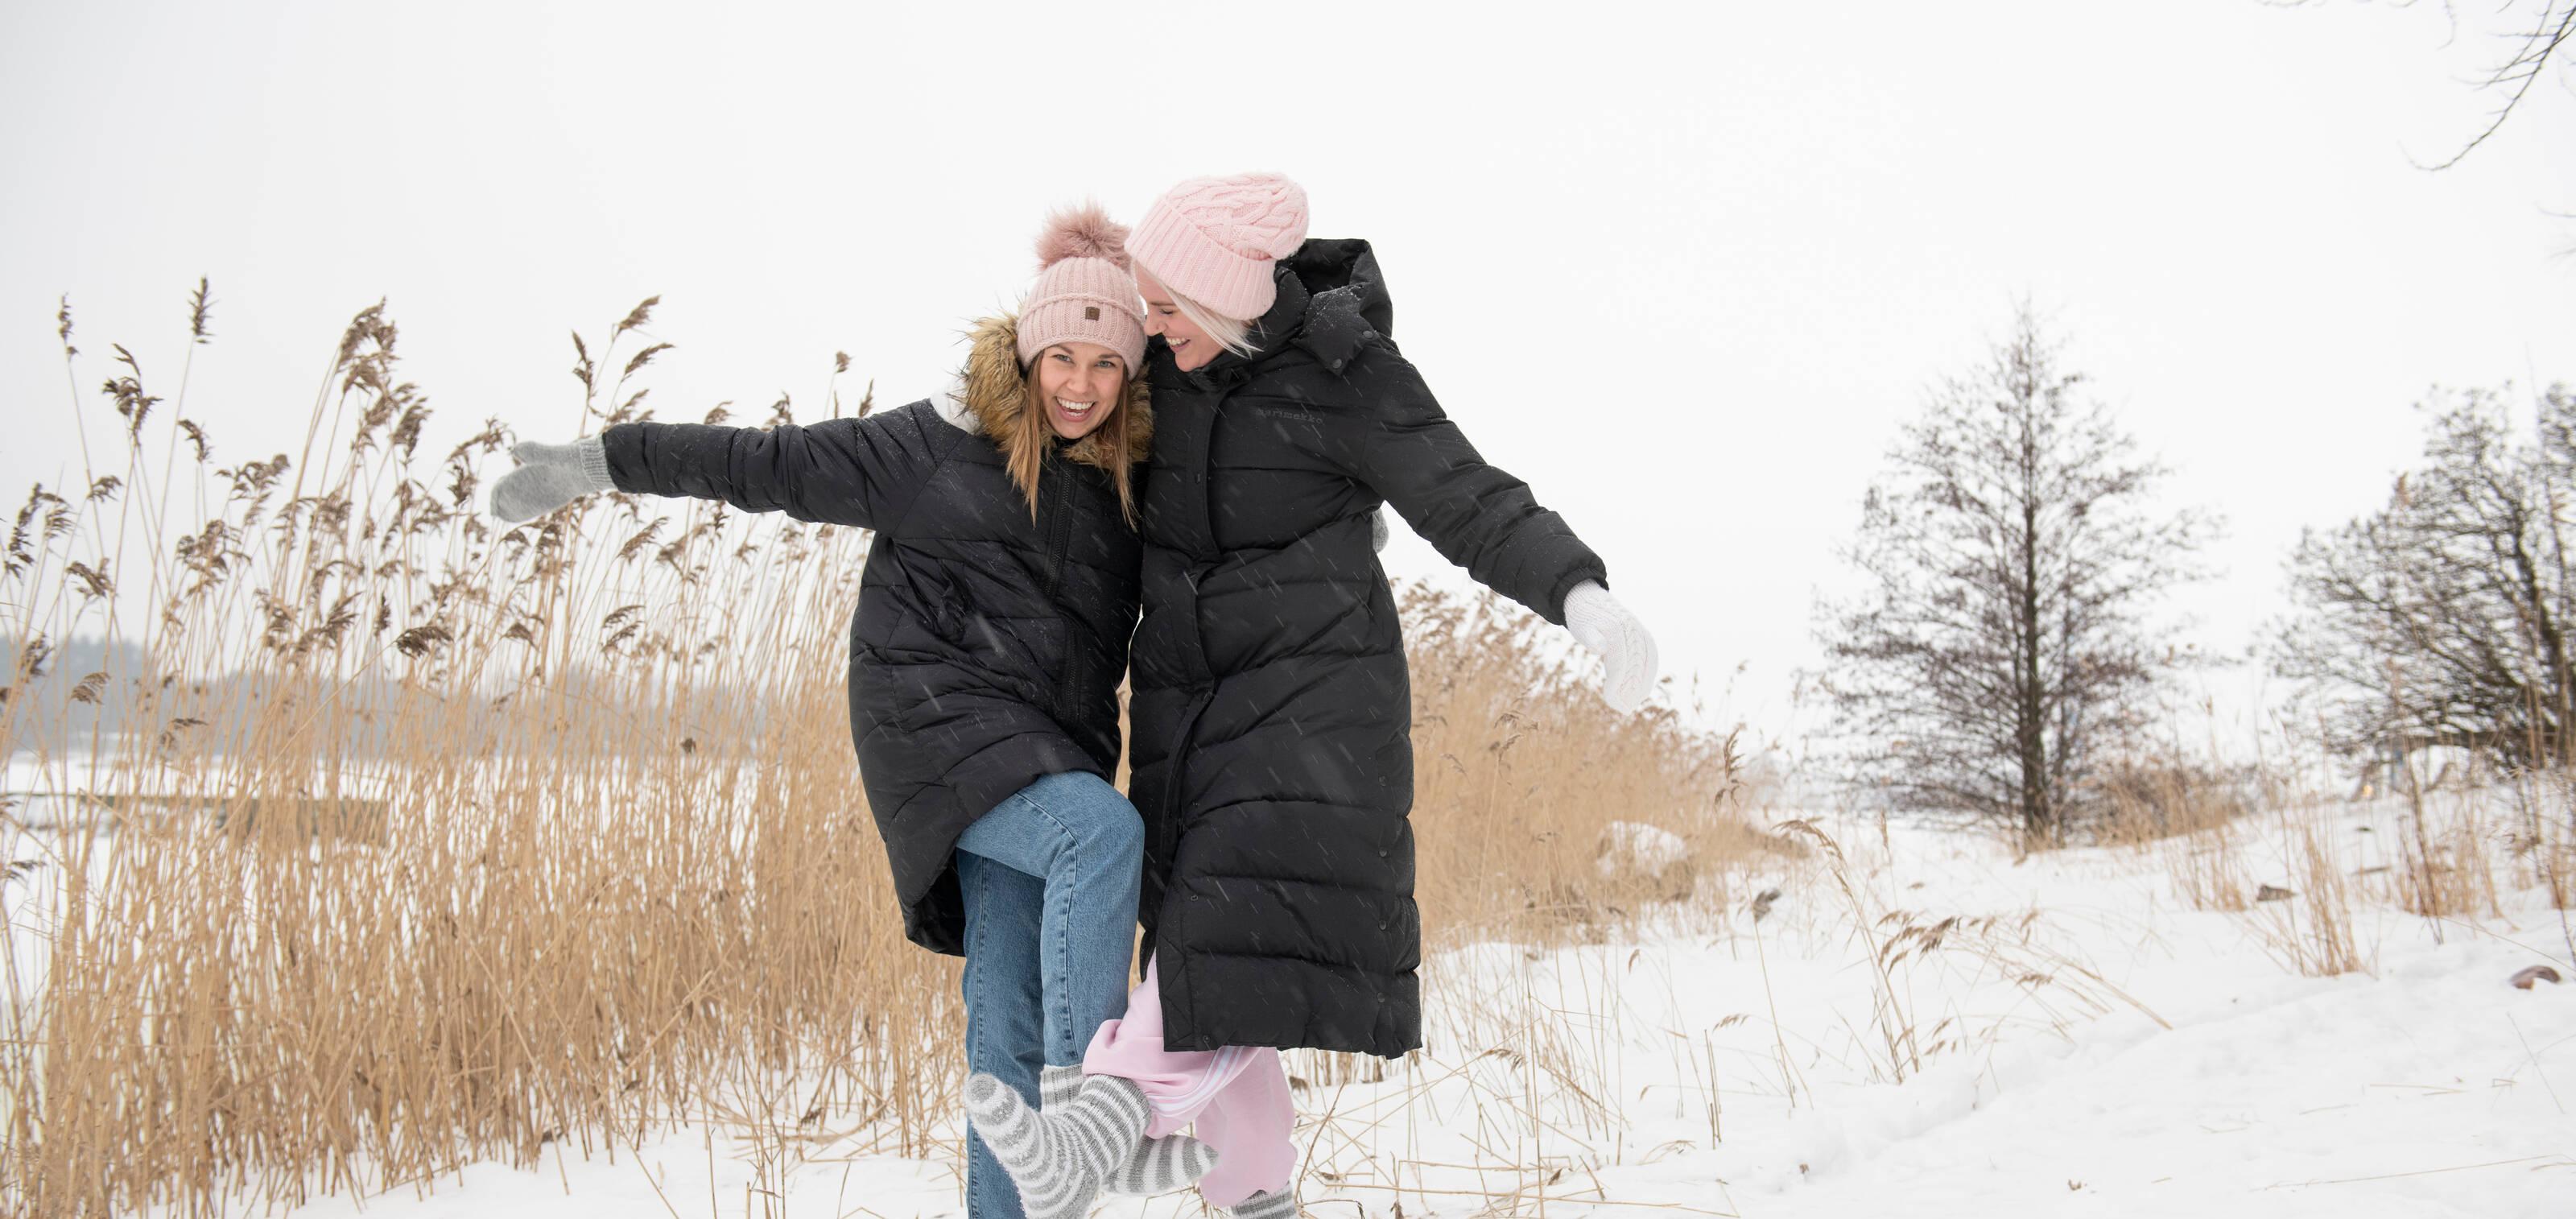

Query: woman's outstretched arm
[600,406,952,529]
[1323,350,1657,709]
[490,400,954,531]
[1327,351,1607,624]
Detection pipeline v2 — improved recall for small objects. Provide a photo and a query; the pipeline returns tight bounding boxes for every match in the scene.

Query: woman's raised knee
[1042,772,1144,857]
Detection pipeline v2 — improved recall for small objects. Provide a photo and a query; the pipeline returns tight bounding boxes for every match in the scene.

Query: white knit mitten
[1563,581,1657,712]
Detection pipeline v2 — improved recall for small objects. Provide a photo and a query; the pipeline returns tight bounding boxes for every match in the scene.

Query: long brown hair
[1011,349,1138,527]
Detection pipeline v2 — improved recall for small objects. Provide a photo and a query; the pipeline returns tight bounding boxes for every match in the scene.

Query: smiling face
[1032,341,1125,440]
[1136,266,1221,372]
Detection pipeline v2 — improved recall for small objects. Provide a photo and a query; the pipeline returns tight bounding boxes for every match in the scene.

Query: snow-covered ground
[107,799,2576,1219]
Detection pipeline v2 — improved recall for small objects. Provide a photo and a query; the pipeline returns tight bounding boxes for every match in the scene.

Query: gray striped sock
[1038,1064,1086,1110]
[1038,1066,1218,1197]
[963,1070,1150,1219]
[1101,1122,1221,1196]
[1230,1188,1298,1219]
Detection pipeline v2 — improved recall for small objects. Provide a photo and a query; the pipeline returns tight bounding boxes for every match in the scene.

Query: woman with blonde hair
[491,205,1212,1219]
[967,174,1657,1218]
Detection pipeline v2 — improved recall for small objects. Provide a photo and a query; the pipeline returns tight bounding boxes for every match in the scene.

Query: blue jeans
[954,771,1144,1219]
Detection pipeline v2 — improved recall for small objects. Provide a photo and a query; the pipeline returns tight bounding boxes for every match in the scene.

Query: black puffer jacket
[1129,239,1608,1056]
[602,316,1150,955]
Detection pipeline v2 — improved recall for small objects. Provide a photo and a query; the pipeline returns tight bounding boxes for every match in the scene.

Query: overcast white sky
[4,0,2571,750]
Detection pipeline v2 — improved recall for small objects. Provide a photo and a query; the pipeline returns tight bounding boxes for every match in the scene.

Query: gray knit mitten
[489,437,613,523]
[1232,1188,1298,1219]
[1034,1065,1218,1196]
[964,1068,1148,1219]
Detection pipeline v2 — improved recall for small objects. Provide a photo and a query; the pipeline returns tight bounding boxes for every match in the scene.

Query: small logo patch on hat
[1084,306,1100,320]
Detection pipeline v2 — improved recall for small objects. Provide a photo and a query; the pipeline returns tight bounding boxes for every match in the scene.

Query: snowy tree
[2277,383,2576,768]
[1814,308,2215,845]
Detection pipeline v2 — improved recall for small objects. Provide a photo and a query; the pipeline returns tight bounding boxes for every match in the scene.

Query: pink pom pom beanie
[1128,172,1311,322]
[1017,202,1149,371]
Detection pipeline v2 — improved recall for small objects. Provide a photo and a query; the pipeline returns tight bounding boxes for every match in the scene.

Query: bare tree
[2280,0,2575,169]
[2277,383,2576,766]
[1814,308,2217,845]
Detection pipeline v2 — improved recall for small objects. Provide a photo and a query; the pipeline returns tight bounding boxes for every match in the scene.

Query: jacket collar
[1174,269,1312,390]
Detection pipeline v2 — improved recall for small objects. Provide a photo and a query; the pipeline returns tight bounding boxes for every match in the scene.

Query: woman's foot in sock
[964,1069,1148,1217]
[1034,1066,1220,1196]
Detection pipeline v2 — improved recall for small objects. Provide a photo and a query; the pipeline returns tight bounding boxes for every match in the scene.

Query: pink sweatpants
[1080,957,1296,1208]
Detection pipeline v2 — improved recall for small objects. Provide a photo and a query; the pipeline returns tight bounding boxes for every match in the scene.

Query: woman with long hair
[489,206,1212,1219]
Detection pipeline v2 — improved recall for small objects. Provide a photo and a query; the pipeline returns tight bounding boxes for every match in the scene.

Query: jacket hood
[1282,238,1393,369]
[955,312,1153,473]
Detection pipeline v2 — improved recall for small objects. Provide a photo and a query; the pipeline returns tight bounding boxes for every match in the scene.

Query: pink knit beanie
[1016,203,1148,371]
[1128,172,1311,321]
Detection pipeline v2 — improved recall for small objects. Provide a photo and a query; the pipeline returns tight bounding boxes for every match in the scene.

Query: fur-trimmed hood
[942,313,1152,474]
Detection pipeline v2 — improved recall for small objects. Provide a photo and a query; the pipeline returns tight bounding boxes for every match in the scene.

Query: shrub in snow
[1596,820,1694,900]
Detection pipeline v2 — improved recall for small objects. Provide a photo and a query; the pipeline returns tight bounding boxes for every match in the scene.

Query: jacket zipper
[1039,452,1077,722]
[1038,451,1075,602]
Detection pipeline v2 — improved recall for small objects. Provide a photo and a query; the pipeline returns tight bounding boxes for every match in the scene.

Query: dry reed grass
[1777,819,2165,1089]
[2138,779,2375,977]
[0,293,1763,1216]
[5,295,948,1218]
[2095,752,2256,849]
[2135,747,2576,977]
[1404,586,1774,948]
[2260,803,2368,977]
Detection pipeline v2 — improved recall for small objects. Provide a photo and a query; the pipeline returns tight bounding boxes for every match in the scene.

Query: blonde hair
[1013,350,1138,527]
[1170,287,1257,359]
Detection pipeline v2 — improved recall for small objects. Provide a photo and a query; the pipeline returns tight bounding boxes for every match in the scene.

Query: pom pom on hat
[1036,202,1133,271]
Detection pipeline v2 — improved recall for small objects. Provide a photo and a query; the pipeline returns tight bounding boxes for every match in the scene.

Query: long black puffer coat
[602,315,1151,955]
[1129,238,1609,1056]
